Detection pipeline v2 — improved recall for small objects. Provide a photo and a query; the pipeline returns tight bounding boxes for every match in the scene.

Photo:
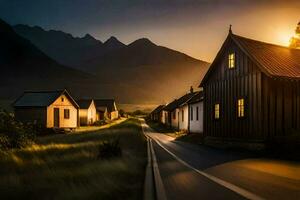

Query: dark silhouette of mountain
[0,19,97,101]
[103,36,126,51]
[13,24,105,68]
[12,23,210,105]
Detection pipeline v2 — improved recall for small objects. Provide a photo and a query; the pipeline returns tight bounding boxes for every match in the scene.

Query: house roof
[201,31,300,86]
[13,89,79,108]
[164,92,196,111]
[151,105,165,114]
[187,91,204,104]
[94,99,117,112]
[77,99,93,109]
[96,106,107,112]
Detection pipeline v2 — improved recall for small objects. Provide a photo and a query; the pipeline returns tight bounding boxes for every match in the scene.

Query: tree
[290,22,300,49]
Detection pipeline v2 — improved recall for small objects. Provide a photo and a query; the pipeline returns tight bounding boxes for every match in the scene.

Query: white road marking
[149,134,265,200]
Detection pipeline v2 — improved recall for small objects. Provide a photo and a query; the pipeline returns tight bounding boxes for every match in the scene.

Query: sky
[0,0,299,62]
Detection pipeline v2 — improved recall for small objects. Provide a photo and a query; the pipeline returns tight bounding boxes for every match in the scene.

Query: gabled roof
[187,91,204,104]
[151,105,165,114]
[77,99,93,109]
[96,106,107,112]
[201,31,300,86]
[164,92,196,111]
[13,89,79,108]
[94,99,117,112]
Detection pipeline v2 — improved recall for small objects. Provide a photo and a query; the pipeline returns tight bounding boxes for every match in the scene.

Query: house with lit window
[187,91,204,134]
[200,28,300,141]
[77,99,97,126]
[13,89,79,130]
[163,87,196,129]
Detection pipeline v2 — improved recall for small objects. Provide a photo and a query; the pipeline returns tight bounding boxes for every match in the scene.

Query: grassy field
[0,118,147,200]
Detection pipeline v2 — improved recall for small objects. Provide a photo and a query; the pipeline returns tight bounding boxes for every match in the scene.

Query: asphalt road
[142,120,300,200]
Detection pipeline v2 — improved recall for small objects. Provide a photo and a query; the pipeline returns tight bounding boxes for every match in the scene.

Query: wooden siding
[203,39,300,140]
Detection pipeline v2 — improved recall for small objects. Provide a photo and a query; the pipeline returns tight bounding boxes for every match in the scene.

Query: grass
[0,118,147,200]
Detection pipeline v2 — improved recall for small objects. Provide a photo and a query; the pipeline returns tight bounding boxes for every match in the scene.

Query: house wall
[110,111,119,120]
[189,101,204,133]
[47,94,78,128]
[171,108,179,129]
[79,109,88,125]
[87,101,97,124]
[14,107,47,126]
[203,39,264,140]
[178,105,189,131]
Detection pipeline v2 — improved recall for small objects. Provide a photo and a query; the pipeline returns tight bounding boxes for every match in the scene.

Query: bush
[0,109,36,150]
[93,120,108,126]
[97,137,122,160]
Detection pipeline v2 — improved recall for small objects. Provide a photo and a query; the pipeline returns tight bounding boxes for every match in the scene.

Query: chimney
[190,86,194,93]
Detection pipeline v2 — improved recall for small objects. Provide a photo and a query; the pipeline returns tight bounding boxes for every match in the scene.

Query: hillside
[12,23,210,105]
[0,19,96,101]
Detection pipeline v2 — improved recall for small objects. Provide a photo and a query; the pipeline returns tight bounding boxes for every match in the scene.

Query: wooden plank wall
[203,40,300,140]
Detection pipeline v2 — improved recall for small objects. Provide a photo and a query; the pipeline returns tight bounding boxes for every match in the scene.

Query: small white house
[178,104,189,131]
[14,89,79,130]
[188,91,204,134]
[163,87,197,130]
[77,99,97,126]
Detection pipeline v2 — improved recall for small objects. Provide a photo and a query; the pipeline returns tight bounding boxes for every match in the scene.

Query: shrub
[93,120,108,126]
[0,109,36,149]
[97,137,122,160]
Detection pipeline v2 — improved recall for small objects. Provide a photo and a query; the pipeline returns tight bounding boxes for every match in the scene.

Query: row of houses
[150,28,300,142]
[13,89,119,129]
[150,87,204,134]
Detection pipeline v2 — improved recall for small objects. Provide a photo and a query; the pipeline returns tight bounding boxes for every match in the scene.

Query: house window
[228,53,235,69]
[196,106,199,121]
[182,110,184,122]
[61,97,64,102]
[238,99,245,118]
[190,107,193,121]
[64,109,70,119]
[214,104,220,119]
[173,111,176,119]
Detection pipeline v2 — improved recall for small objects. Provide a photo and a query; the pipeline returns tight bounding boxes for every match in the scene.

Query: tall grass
[0,118,147,200]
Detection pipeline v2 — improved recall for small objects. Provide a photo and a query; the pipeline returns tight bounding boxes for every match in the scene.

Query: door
[54,108,60,128]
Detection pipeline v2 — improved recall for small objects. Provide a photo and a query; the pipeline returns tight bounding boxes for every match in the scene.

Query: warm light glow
[276,30,294,47]
[228,53,235,69]
[238,99,245,118]
[214,104,220,119]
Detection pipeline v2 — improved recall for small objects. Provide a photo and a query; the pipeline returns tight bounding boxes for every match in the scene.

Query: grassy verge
[0,118,147,200]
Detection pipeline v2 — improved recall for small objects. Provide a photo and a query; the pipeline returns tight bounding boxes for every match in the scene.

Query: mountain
[13,24,210,105]
[0,19,98,101]
[13,24,105,68]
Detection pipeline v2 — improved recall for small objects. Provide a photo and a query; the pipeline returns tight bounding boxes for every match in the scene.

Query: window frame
[196,106,199,121]
[237,98,245,118]
[64,109,70,119]
[190,106,193,121]
[228,52,235,69]
[214,103,220,120]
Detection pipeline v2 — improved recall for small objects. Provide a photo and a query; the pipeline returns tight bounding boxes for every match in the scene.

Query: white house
[14,89,79,130]
[178,104,189,131]
[163,87,196,130]
[188,91,204,134]
[77,99,97,126]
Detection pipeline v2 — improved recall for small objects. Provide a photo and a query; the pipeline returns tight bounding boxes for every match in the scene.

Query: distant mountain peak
[129,38,156,47]
[82,33,101,43]
[104,36,125,50]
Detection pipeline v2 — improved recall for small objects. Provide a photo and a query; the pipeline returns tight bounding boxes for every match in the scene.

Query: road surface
[141,120,300,200]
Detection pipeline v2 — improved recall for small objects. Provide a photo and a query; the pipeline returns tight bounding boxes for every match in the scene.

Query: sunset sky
[0,0,299,62]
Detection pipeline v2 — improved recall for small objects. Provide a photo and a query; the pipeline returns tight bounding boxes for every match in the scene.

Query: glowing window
[238,99,245,118]
[214,104,220,119]
[228,53,235,69]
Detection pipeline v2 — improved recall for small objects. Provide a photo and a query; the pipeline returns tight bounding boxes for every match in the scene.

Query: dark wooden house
[200,29,300,141]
